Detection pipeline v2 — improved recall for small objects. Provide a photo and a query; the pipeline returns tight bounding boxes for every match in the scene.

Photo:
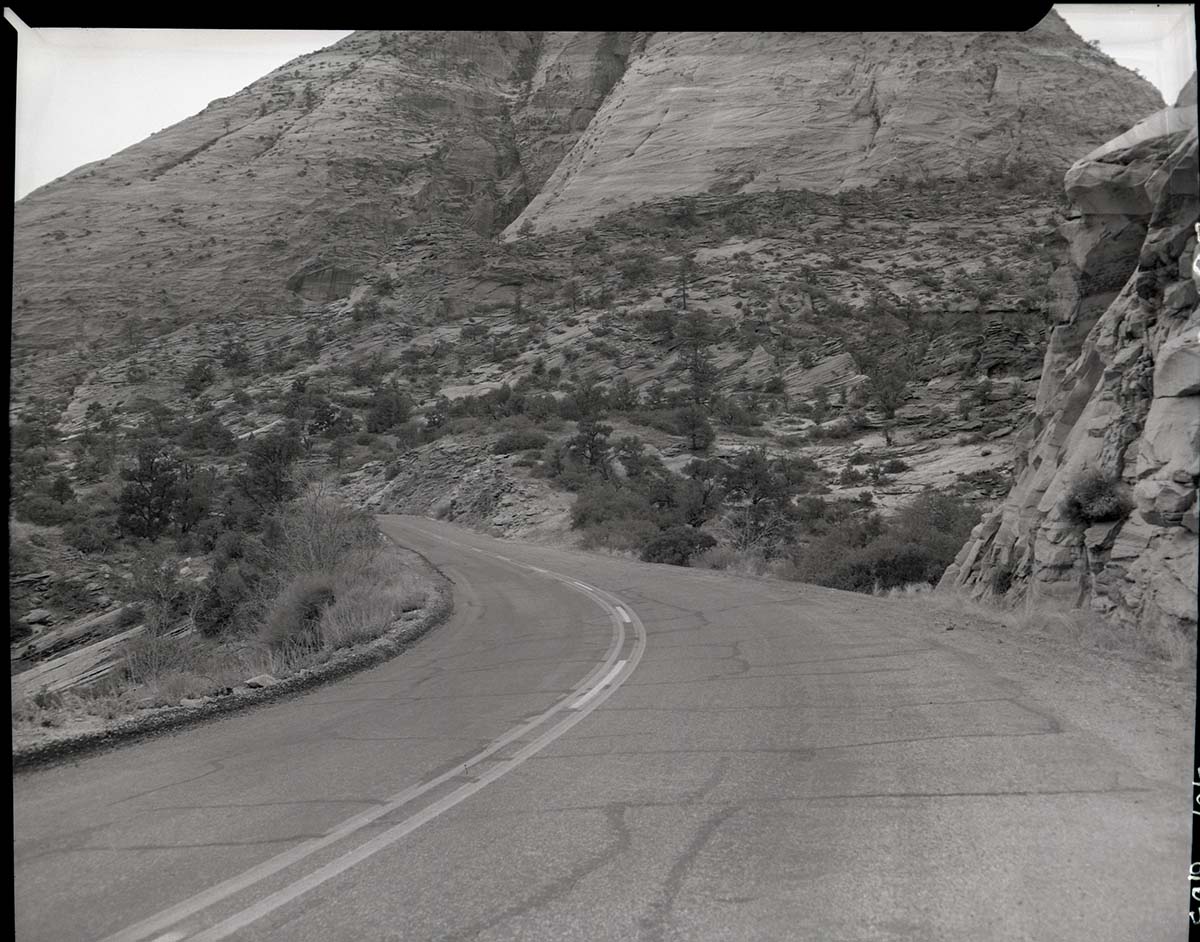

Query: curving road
[12,516,1189,941]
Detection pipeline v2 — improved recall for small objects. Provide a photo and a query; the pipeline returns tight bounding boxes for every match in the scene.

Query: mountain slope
[11,31,637,354]
[12,22,1159,367]
[505,19,1162,237]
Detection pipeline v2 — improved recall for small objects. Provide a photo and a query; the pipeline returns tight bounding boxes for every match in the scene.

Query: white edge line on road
[187,625,644,942]
[103,519,644,942]
[567,659,627,710]
[186,600,646,942]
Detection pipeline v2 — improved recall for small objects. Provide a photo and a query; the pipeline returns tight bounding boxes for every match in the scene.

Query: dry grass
[319,551,428,650]
[881,583,1196,671]
[13,493,439,735]
[12,684,143,730]
[692,544,771,576]
[259,572,336,649]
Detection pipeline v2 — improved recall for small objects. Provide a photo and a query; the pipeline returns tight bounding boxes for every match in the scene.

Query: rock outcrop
[942,75,1199,640]
[12,31,636,353]
[505,17,1162,237]
[13,22,1158,364]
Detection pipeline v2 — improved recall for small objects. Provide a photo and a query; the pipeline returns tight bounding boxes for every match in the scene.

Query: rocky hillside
[942,75,1199,639]
[12,22,1158,371]
[506,20,1163,237]
[12,31,639,355]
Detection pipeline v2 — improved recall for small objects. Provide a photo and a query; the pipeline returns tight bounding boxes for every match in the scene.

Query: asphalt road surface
[12,516,1190,941]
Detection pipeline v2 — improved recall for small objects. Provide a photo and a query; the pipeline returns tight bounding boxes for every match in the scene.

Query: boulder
[245,674,279,689]
[1063,152,1157,216]
[1153,333,1200,397]
[1162,278,1198,313]
[21,609,52,625]
[1134,478,1196,525]
[1137,396,1200,478]
[1084,519,1122,550]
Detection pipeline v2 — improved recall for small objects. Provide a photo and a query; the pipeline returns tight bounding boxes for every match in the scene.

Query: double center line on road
[103,522,647,942]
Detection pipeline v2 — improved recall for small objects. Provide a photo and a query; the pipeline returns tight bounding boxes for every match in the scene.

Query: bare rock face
[505,17,1162,237]
[12,30,636,354]
[13,22,1159,370]
[942,78,1199,640]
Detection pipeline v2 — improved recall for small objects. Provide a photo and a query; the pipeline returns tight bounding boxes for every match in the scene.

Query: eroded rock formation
[12,30,637,351]
[505,18,1162,237]
[942,75,1199,638]
[13,23,1158,357]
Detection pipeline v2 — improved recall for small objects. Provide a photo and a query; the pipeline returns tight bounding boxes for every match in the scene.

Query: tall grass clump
[256,492,430,655]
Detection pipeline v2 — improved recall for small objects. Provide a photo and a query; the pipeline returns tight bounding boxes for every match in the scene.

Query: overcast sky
[7,11,1197,201]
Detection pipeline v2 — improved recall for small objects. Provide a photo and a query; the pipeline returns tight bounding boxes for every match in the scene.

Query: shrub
[260,572,336,649]
[1061,470,1132,525]
[265,496,380,576]
[319,555,429,650]
[881,458,910,474]
[119,631,201,687]
[577,518,661,554]
[570,482,653,530]
[15,495,75,526]
[786,491,979,593]
[494,430,549,454]
[691,544,738,570]
[640,526,717,566]
[194,563,251,636]
[115,604,144,628]
[674,405,716,452]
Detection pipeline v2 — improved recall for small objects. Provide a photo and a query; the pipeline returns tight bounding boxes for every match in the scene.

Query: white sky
[6,11,1197,201]
[1056,4,1195,104]
[6,16,353,199]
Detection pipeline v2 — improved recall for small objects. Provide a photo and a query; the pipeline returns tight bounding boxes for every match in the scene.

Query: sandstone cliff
[505,18,1162,237]
[13,22,1158,365]
[942,75,1199,639]
[11,31,636,352]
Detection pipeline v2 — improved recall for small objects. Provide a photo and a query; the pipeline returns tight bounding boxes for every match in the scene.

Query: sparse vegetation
[782,491,980,593]
[1061,470,1133,525]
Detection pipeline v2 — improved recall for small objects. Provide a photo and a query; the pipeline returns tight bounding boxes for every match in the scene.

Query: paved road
[12,516,1189,941]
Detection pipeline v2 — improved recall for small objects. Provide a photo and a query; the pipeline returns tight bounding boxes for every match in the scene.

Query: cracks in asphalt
[15,795,394,865]
[438,803,634,942]
[637,804,740,942]
[110,759,228,806]
[745,650,936,667]
[623,665,912,688]
[135,797,388,811]
[322,732,490,744]
[15,821,114,865]
[536,728,1059,760]
[635,758,735,940]
[426,656,603,677]
[436,764,736,940]
[74,833,330,853]
[489,784,1155,820]
[789,786,1155,802]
